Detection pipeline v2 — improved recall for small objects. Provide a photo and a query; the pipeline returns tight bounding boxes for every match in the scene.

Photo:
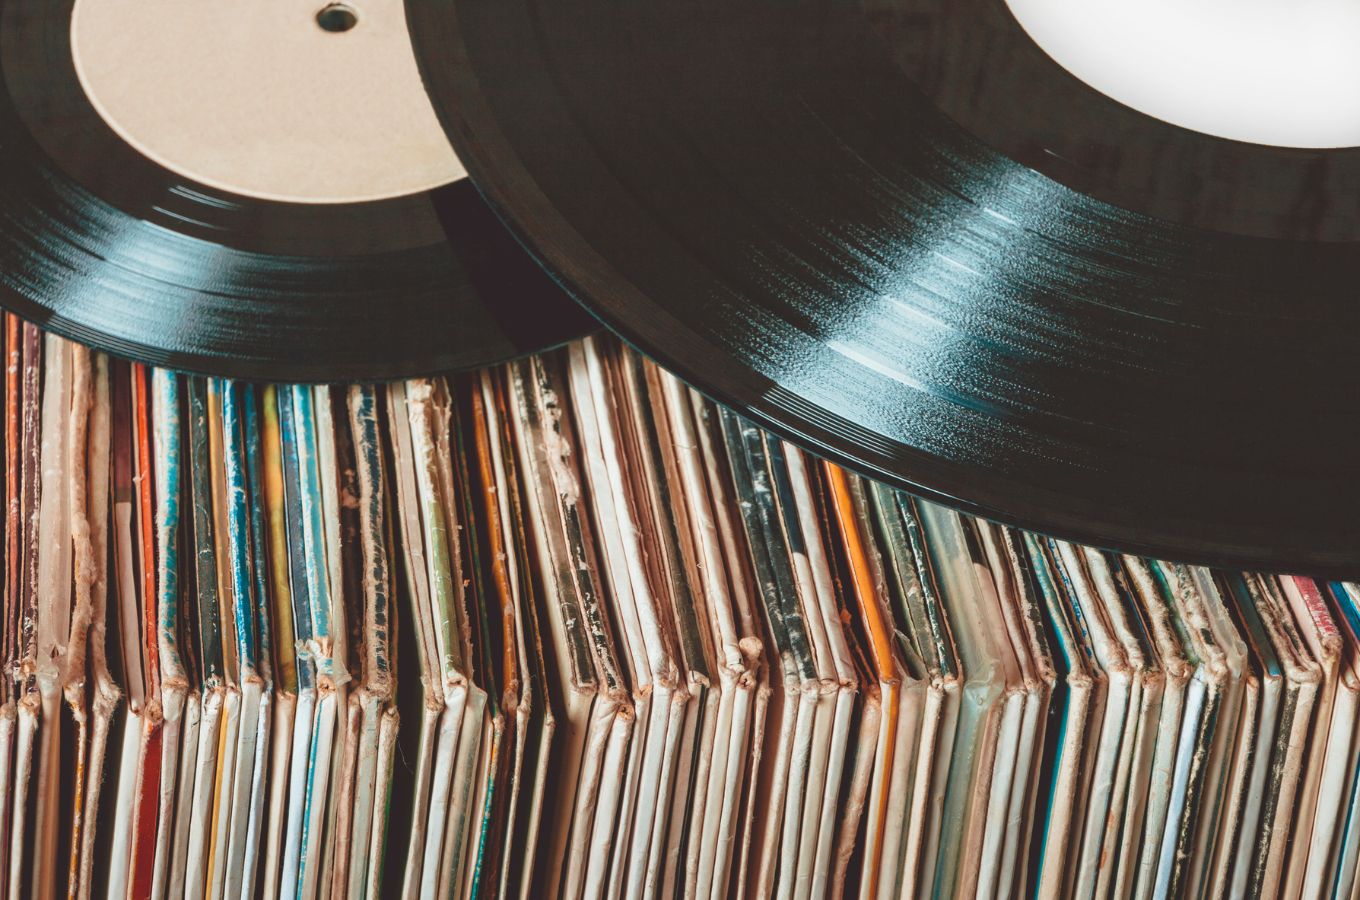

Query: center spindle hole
[316,3,358,33]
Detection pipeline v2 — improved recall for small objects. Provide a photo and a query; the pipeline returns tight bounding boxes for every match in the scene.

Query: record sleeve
[1120,556,1195,900]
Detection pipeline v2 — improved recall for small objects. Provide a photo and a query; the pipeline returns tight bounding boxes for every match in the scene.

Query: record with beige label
[0,0,590,381]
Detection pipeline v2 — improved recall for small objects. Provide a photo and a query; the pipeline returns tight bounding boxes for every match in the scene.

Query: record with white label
[407,0,1360,571]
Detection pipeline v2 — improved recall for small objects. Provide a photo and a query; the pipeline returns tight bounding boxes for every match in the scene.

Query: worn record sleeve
[54,343,96,900]
[169,388,204,900]
[259,383,300,900]
[974,520,1051,900]
[644,364,719,899]
[276,383,320,900]
[1118,555,1195,900]
[0,319,14,897]
[1274,574,1343,897]
[453,379,515,898]
[385,379,446,900]
[407,378,486,900]
[822,465,907,900]
[31,335,74,900]
[878,490,964,900]
[867,485,951,900]
[1188,568,1251,900]
[71,349,114,900]
[438,384,495,899]
[313,384,356,899]
[1236,573,1322,898]
[290,384,347,900]
[387,379,455,900]
[507,358,591,899]
[445,380,505,899]
[1020,534,1097,898]
[203,379,245,900]
[958,520,1027,900]
[686,389,769,900]
[653,365,763,900]
[238,384,275,897]
[620,354,719,900]
[85,365,116,896]
[854,486,930,900]
[439,380,491,900]
[136,369,170,900]
[783,452,862,900]
[0,316,19,898]
[764,441,842,900]
[475,371,557,900]
[149,367,189,900]
[1326,582,1360,900]
[3,324,31,900]
[1079,546,1167,899]
[178,377,226,900]
[567,339,685,900]
[715,409,795,899]
[574,353,653,900]
[325,413,367,900]
[218,382,268,899]
[507,353,633,900]
[917,501,1007,900]
[7,323,39,900]
[1147,563,1237,899]
[1291,577,1360,899]
[994,525,1059,898]
[102,360,144,900]
[446,393,500,900]
[1149,565,1215,898]
[1216,572,1284,897]
[343,384,399,899]
[165,379,200,900]
[397,375,486,900]
[570,347,654,900]
[163,384,200,900]
[824,572,882,900]
[1048,541,1138,900]
[589,357,703,900]
[717,407,820,900]
[407,378,467,900]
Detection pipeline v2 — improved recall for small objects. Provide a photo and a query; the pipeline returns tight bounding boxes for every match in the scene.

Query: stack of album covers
[2,314,1358,900]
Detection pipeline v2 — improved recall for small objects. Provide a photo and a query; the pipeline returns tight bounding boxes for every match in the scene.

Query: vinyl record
[0,0,591,382]
[407,0,1360,573]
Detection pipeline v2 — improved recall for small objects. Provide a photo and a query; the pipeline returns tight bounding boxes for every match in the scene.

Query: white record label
[1006,0,1360,149]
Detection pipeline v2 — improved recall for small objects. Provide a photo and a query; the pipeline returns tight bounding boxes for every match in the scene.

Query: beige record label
[70,0,465,204]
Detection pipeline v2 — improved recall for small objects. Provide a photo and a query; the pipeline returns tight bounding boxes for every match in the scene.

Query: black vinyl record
[0,0,591,382]
[408,0,1360,573]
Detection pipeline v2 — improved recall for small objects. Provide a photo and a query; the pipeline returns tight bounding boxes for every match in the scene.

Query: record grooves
[0,0,592,382]
[407,0,1360,573]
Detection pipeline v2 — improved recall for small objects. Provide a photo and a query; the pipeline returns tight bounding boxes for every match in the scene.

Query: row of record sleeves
[0,315,1357,900]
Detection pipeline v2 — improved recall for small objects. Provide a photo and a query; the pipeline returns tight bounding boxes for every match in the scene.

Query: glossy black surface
[408,0,1360,572]
[0,0,591,381]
